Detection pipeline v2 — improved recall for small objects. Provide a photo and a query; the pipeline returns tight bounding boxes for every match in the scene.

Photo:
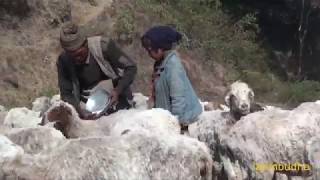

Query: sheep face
[41,101,76,137]
[225,81,254,116]
[43,102,73,124]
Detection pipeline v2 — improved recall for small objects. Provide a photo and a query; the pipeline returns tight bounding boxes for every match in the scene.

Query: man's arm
[57,56,79,110]
[168,57,186,121]
[101,38,137,94]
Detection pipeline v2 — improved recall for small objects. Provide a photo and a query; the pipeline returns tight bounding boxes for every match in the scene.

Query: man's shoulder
[99,37,121,55]
[166,51,183,67]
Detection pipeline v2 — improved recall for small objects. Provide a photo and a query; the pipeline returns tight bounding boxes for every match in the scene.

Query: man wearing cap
[57,22,137,119]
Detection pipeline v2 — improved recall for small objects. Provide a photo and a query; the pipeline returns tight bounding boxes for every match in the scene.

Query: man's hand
[79,109,99,120]
[110,89,119,106]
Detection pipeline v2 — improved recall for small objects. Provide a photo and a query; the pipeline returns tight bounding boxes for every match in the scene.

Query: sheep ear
[225,93,231,107]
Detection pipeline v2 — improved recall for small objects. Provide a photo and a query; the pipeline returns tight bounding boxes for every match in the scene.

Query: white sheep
[50,94,61,105]
[0,135,24,164]
[0,131,213,180]
[0,105,6,112]
[216,101,320,179]
[0,95,213,179]
[224,80,263,120]
[188,81,265,179]
[306,136,320,179]
[42,101,180,138]
[132,92,149,110]
[5,127,65,154]
[31,95,61,117]
[190,100,320,179]
[4,107,41,128]
[32,96,51,114]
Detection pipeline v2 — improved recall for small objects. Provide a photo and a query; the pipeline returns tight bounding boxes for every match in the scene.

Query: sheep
[224,80,264,120]
[215,101,320,179]
[306,136,320,180]
[132,92,149,110]
[189,110,235,178]
[32,96,51,115]
[31,95,62,118]
[0,135,24,162]
[0,95,213,179]
[201,81,263,118]
[4,107,41,128]
[0,105,6,112]
[190,100,320,180]
[4,127,65,154]
[0,111,7,130]
[0,131,213,180]
[192,82,313,180]
[41,101,180,138]
[188,81,285,179]
[190,82,258,149]
[50,94,61,105]
[41,101,104,138]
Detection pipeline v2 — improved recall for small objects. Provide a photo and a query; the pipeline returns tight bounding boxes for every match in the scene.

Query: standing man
[141,26,202,134]
[57,22,137,119]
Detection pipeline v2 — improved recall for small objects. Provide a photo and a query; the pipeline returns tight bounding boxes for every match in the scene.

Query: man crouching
[57,22,137,120]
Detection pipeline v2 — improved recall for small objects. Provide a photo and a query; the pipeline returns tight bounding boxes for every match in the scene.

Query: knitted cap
[141,26,182,51]
[60,22,86,51]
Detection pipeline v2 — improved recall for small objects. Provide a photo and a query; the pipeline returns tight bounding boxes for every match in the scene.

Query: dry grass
[0,46,59,108]
[0,0,115,108]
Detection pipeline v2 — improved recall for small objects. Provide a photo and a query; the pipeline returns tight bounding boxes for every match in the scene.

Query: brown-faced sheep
[41,101,180,138]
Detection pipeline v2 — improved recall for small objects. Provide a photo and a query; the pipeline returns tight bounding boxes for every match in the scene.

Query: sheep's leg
[221,154,237,180]
[306,136,320,180]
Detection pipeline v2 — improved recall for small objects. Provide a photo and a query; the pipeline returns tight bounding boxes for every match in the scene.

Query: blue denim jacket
[154,50,202,125]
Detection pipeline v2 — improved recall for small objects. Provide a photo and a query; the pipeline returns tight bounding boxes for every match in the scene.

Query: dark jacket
[57,36,137,111]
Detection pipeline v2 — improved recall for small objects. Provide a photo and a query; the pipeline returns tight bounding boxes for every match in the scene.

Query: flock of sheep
[1,81,320,180]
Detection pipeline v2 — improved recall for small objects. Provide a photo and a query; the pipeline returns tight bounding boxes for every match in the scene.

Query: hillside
[1,0,320,108]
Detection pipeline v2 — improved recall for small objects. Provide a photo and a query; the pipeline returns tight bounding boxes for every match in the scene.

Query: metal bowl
[85,89,111,115]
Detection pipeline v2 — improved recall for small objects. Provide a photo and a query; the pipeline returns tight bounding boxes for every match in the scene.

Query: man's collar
[158,50,176,68]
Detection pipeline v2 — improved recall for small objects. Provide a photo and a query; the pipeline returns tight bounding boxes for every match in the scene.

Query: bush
[133,0,269,72]
[239,70,320,106]
[278,80,320,106]
[117,0,320,106]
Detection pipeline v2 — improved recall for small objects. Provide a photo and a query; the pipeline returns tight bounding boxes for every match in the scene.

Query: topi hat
[60,22,86,51]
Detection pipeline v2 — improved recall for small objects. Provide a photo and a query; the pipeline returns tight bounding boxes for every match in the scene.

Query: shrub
[116,0,320,106]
